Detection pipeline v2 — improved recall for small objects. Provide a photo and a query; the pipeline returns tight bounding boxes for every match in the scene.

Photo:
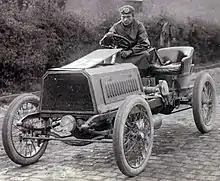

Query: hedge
[1,1,220,93]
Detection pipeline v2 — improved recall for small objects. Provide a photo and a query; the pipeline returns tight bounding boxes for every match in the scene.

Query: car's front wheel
[113,95,154,177]
[2,94,49,165]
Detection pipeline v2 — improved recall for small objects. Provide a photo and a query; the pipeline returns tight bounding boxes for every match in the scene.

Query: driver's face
[121,14,134,26]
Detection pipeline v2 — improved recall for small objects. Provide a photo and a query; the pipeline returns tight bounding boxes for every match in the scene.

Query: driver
[100,5,151,76]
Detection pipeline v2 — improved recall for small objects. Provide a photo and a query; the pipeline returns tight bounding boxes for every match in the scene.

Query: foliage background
[1,0,220,93]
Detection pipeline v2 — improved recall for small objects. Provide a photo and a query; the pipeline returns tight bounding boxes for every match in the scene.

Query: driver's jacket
[109,19,150,54]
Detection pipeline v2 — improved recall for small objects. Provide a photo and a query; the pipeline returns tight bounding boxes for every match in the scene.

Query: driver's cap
[119,5,135,15]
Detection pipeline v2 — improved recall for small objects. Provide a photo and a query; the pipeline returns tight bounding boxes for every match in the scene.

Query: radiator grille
[101,77,140,104]
[106,79,139,98]
[41,72,94,112]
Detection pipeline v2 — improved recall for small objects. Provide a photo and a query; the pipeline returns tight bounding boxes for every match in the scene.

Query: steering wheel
[100,34,131,50]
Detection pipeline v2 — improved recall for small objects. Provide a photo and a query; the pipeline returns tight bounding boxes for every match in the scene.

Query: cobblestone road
[0,68,220,181]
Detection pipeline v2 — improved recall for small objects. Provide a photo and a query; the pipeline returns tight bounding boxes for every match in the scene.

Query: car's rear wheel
[2,94,49,165]
[192,72,217,133]
[113,95,154,177]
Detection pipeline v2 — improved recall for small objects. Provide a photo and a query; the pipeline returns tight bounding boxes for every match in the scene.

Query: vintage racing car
[2,34,217,177]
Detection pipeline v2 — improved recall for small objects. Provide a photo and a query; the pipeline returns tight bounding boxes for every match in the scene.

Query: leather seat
[149,46,194,90]
[150,62,182,75]
[150,47,194,75]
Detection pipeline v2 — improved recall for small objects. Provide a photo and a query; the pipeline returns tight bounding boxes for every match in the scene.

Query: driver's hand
[120,50,132,58]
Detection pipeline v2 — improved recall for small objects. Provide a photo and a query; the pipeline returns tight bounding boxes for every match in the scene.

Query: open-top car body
[2,34,217,177]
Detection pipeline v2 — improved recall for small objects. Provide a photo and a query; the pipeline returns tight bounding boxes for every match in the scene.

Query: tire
[2,93,49,165]
[192,72,217,133]
[113,95,154,177]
